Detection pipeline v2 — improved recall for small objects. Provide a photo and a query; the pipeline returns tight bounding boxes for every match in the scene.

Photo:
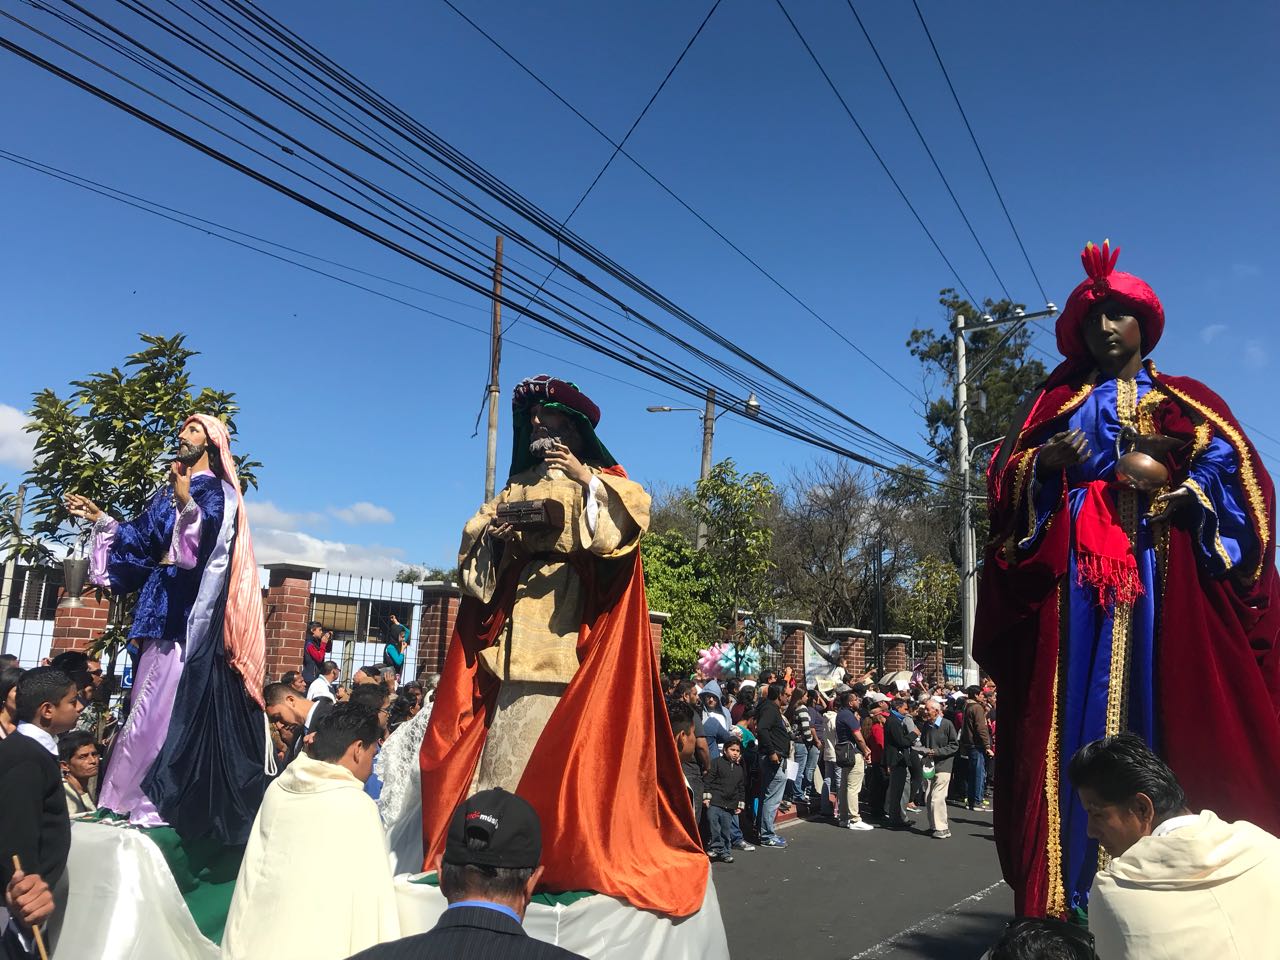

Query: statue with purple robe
[65,415,270,844]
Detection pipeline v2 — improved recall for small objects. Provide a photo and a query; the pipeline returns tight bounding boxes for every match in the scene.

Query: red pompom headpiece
[1055,240,1165,362]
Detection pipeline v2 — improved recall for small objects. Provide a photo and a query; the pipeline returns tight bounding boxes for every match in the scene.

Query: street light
[647,389,760,548]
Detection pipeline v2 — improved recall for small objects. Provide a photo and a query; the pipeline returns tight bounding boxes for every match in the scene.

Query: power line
[910,0,1048,303]
[499,0,723,336]
[773,0,981,307]
[439,0,925,402]
[841,0,1011,302]
[0,33,954,486]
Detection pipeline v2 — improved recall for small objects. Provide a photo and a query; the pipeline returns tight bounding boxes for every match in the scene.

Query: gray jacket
[918,717,960,773]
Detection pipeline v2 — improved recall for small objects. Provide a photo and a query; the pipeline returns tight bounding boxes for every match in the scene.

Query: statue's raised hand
[64,493,103,523]
[170,461,191,508]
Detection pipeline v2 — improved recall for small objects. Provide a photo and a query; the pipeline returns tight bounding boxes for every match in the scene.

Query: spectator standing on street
[821,692,841,819]
[302,621,329,686]
[308,661,339,702]
[384,615,410,679]
[282,670,307,695]
[787,688,819,804]
[960,685,993,810]
[59,729,100,816]
[919,699,959,839]
[835,690,873,831]
[882,698,916,830]
[755,682,791,848]
[704,739,746,863]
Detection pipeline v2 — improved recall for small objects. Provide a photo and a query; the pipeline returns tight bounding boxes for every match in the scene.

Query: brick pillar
[882,633,911,675]
[648,610,669,666]
[51,580,111,658]
[827,627,870,679]
[262,561,322,683]
[776,619,811,686]
[417,581,461,679]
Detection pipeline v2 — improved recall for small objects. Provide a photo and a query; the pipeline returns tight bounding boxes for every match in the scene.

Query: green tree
[893,553,960,650]
[641,529,717,675]
[907,290,1048,477]
[687,459,777,646]
[1,333,259,562]
[394,564,454,584]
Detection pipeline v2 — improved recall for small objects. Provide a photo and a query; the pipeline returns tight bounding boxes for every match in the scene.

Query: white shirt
[307,676,336,702]
[1152,814,1200,838]
[304,701,322,730]
[15,722,58,756]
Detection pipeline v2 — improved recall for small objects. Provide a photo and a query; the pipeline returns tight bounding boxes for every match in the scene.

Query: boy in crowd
[704,739,745,863]
[0,667,83,953]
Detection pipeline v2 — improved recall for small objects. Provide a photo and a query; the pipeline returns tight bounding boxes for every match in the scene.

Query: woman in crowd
[786,687,819,805]
[0,665,22,739]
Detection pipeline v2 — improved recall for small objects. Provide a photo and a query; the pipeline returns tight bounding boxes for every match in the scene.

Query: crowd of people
[663,667,998,857]
[5,640,1280,959]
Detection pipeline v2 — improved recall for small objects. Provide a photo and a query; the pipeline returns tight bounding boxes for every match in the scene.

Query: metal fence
[1,559,62,667]
[305,571,422,686]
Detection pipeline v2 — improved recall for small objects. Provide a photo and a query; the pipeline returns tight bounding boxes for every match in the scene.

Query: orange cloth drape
[419,468,706,917]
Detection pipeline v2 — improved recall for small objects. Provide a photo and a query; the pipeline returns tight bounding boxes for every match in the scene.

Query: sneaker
[732,840,755,851]
[719,853,735,863]
[759,836,788,848]
[906,803,921,812]
[848,820,875,831]
[932,830,952,839]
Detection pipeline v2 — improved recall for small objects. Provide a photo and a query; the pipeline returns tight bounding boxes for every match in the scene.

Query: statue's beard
[529,435,561,460]
[175,441,207,466]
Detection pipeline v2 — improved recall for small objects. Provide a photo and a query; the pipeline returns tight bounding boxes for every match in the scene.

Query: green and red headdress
[508,374,617,480]
[1055,240,1165,365]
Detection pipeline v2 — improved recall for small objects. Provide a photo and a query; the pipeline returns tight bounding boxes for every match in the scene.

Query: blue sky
[2,0,1277,575]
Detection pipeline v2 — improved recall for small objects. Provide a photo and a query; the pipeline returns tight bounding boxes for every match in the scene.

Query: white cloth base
[49,821,220,960]
[393,866,729,960]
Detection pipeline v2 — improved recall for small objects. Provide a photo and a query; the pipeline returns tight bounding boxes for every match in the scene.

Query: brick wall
[262,562,322,682]
[828,627,870,678]
[777,620,811,686]
[883,633,910,675]
[648,611,668,665]
[50,589,111,657]
[416,582,460,679]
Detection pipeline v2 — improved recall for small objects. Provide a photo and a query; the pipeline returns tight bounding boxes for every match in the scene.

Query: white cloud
[1201,324,1228,344]
[331,501,395,525]
[251,527,407,579]
[1245,340,1268,369]
[246,500,325,531]
[0,404,35,470]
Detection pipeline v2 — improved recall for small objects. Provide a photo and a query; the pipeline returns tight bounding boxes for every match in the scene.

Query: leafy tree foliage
[640,529,716,675]
[1,334,259,562]
[394,565,454,584]
[895,553,960,649]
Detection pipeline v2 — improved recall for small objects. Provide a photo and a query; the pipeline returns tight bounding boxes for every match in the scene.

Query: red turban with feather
[1055,240,1165,363]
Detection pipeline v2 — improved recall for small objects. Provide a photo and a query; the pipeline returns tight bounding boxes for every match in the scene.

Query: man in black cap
[351,789,586,959]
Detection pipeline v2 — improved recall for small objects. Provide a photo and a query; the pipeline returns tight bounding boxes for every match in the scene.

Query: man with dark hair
[351,789,586,959]
[754,682,791,848]
[987,918,1095,960]
[959,685,992,810]
[281,670,307,695]
[0,653,17,669]
[58,730,100,816]
[882,698,916,830]
[307,660,339,702]
[223,703,399,959]
[263,680,332,763]
[302,621,328,686]
[0,667,82,953]
[349,682,390,800]
[1068,733,1280,957]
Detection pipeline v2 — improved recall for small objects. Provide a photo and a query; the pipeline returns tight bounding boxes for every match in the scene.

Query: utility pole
[0,485,26,653]
[697,387,716,550]
[953,304,1057,686]
[484,235,504,502]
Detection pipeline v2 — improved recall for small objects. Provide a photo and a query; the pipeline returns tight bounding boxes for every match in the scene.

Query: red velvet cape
[977,361,1280,916]
[418,467,707,917]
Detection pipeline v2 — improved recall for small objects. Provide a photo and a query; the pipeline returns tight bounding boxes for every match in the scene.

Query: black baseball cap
[444,788,542,870]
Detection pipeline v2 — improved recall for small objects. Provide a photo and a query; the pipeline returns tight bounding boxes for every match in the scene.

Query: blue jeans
[967,747,987,807]
[792,742,819,799]
[708,805,735,854]
[758,758,788,840]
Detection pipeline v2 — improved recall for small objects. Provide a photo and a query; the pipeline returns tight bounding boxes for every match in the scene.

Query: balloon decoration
[696,642,761,679]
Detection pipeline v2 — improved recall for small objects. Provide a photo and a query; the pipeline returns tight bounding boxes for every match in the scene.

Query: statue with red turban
[978,242,1280,917]
[418,376,707,917]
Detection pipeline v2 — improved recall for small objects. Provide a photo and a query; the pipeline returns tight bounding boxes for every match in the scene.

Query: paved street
[714,805,1012,959]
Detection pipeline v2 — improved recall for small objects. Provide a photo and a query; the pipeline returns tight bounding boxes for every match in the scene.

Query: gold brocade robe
[457,463,649,792]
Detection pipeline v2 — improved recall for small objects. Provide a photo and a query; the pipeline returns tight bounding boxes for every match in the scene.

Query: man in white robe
[222,703,399,960]
[1069,733,1280,958]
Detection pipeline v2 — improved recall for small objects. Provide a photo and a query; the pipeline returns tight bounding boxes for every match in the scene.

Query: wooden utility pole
[484,235,504,502]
